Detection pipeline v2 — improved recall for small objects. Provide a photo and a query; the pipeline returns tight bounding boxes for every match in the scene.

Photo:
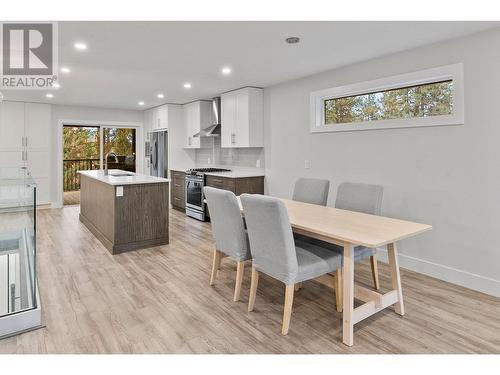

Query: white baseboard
[376,247,500,298]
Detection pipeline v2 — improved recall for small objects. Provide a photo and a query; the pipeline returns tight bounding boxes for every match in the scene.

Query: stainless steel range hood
[193,97,221,137]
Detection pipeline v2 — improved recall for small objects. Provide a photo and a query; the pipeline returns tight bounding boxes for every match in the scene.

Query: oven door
[186,177,204,211]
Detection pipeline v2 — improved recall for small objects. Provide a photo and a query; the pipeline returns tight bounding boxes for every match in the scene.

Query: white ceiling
[3,21,499,110]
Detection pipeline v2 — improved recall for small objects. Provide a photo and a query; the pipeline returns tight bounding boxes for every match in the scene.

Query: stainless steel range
[185,168,231,221]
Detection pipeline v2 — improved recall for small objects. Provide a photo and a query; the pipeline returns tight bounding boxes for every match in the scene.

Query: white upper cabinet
[145,105,169,132]
[221,92,236,147]
[143,108,153,137]
[221,87,263,148]
[145,104,172,133]
[0,101,25,149]
[154,105,168,130]
[183,101,212,149]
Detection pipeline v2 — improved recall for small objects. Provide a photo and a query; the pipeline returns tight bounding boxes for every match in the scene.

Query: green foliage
[324,80,453,125]
[103,128,136,156]
[63,127,99,160]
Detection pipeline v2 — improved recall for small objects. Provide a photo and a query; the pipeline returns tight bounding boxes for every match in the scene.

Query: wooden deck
[63,191,80,205]
[0,207,499,353]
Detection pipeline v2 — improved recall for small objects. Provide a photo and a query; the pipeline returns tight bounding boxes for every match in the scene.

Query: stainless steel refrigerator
[149,130,168,178]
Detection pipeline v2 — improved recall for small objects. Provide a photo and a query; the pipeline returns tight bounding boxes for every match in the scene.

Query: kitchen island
[78,169,170,254]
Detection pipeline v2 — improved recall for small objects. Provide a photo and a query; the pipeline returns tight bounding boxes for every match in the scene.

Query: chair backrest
[335,182,383,215]
[204,187,248,260]
[292,178,330,206]
[240,194,298,280]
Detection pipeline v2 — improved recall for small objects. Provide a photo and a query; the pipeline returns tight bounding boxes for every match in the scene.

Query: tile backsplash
[195,137,264,168]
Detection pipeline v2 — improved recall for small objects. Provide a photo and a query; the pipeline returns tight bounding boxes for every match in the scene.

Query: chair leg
[370,254,380,290]
[281,285,295,335]
[248,267,259,312]
[334,269,343,313]
[209,249,222,286]
[233,261,245,302]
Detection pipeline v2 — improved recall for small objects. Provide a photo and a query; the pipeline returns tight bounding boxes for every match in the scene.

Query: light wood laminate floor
[1,207,499,353]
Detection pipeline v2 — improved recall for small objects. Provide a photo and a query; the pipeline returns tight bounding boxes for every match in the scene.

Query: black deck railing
[63,159,100,191]
[63,157,136,191]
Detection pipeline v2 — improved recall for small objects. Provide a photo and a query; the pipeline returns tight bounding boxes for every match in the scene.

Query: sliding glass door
[62,125,137,205]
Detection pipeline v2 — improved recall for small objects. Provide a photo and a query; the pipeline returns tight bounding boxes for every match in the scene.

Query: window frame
[310,63,464,133]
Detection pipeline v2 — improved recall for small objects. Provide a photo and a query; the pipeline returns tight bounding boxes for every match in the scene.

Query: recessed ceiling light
[221,67,232,75]
[74,42,87,51]
[183,83,192,89]
[60,67,71,74]
[157,93,164,99]
[52,83,60,89]
[138,101,145,106]
[285,37,300,44]
[46,93,54,98]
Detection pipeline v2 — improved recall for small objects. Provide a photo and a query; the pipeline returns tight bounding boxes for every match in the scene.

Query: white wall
[263,27,500,297]
[50,105,143,206]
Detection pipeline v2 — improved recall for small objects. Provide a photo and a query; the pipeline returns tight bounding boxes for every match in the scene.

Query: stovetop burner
[187,168,232,174]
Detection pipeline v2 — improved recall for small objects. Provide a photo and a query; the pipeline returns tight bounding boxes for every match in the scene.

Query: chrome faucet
[104,152,119,176]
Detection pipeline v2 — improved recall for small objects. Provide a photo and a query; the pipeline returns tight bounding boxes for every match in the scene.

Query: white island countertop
[78,169,170,186]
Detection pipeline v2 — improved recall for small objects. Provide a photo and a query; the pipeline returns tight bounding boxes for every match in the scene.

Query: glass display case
[0,167,40,337]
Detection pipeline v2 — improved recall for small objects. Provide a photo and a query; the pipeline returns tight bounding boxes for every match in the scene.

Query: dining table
[237,196,432,346]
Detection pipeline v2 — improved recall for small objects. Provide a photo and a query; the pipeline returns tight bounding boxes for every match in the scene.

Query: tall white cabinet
[183,100,212,149]
[221,87,263,148]
[0,101,51,205]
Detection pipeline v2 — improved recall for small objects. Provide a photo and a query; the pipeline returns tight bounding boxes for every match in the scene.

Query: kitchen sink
[109,172,134,177]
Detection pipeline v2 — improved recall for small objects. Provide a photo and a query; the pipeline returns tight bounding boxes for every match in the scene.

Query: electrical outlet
[305,160,311,169]
[256,159,261,168]
[208,157,211,164]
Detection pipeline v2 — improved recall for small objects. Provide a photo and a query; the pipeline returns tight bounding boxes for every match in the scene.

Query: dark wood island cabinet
[79,169,170,254]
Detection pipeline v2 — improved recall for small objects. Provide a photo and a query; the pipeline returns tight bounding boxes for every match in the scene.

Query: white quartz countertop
[170,168,264,178]
[79,169,170,186]
[204,171,265,178]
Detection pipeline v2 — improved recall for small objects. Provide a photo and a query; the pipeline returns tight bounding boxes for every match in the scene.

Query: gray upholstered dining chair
[292,177,332,291]
[292,178,330,206]
[304,181,384,294]
[241,193,343,335]
[204,187,251,302]
[335,182,384,290]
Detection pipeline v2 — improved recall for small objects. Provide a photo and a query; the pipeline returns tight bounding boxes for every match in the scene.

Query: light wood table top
[237,196,432,248]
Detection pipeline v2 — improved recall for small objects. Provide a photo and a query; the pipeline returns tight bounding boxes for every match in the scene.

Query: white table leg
[387,242,405,315]
[342,242,354,346]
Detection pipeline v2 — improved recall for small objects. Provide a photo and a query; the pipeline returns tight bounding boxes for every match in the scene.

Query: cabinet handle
[231,133,235,144]
[174,197,180,201]
[174,184,181,187]
[212,179,223,183]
